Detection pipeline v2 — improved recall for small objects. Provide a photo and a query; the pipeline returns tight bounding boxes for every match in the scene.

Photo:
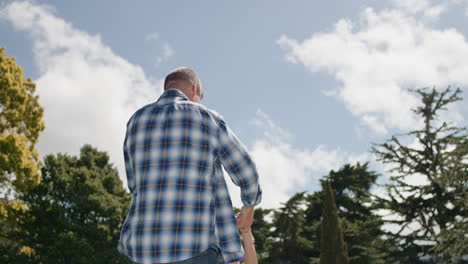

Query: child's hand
[236,206,254,234]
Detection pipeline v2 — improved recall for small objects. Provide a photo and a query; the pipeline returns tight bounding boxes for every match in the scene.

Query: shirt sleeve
[123,119,136,194]
[216,117,262,207]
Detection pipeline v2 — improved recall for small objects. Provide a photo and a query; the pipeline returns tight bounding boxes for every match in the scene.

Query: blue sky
[2,0,468,209]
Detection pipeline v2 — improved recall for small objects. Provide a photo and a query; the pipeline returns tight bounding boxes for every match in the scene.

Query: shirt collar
[156,89,190,105]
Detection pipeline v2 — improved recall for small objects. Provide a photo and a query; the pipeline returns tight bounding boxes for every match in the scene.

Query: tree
[0,47,45,193]
[305,163,393,264]
[8,145,131,263]
[267,192,314,264]
[250,208,273,263]
[320,181,348,264]
[236,163,395,263]
[372,87,467,263]
[233,207,274,262]
[0,47,45,258]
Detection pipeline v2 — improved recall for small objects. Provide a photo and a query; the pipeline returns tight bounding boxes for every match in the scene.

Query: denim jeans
[167,247,221,264]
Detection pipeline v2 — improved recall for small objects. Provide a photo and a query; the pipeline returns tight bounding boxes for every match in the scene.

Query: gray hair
[164,67,202,90]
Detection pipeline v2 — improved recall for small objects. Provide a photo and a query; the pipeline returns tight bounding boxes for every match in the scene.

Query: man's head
[164,67,203,103]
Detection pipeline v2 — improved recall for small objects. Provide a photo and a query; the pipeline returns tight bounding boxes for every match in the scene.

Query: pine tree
[305,163,392,264]
[372,87,467,263]
[250,208,273,263]
[320,181,349,264]
[267,192,314,264]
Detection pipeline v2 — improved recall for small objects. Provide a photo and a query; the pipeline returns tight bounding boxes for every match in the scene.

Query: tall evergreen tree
[7,145,132,263]
[372,87,468,263]
[238,163,394,263]
[250,208,273,263]
[305,163,392,264]
[267,192,314,264]
[320,181,348,264]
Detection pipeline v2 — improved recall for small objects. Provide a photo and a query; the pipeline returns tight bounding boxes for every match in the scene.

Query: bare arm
[228,229,257,264]
[235,208,258,264]
[239,229,257,264]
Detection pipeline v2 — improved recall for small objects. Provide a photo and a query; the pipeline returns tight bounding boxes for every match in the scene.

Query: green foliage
[320,181,349,264]
[250,208,273,262]
[306,163,393,264]
[5,145,131,263]
[0,47,45,193]
[267,192,314,264]
[372,87,468,263]
[249,163,391,264]
[0,46,45,260]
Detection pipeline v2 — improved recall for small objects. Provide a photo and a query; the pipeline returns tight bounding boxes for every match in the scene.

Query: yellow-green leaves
[0,47,45,192]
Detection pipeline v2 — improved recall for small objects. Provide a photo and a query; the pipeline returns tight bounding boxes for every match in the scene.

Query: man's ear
[191,84,197,98]
[195,85,201,98]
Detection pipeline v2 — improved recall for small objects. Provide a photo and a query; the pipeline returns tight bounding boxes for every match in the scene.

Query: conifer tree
[372,87,467,263]
[250,208,273,263]
[267,192,314,264]
[306,163,392,264]
[320,181,349,264]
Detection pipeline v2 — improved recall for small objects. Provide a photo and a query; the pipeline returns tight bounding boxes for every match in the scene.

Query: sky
[1,0,468,209]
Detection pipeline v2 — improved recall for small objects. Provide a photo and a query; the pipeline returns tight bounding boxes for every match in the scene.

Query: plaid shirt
[118,89,262,263]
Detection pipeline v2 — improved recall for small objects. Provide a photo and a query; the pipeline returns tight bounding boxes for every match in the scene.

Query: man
[118,67,262,264]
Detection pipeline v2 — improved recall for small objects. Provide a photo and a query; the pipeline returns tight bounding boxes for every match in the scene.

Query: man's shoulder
[199,104,223,120]
[127,100,227,127]
[126,102,158,126]
[179,101,224,121]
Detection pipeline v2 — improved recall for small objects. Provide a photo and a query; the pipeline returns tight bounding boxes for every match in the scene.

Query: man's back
[118,89,261,264]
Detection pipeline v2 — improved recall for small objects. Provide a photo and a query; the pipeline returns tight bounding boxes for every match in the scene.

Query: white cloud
[278,6,468,134]
[225,110,370,209]
[1,1,163,190]
[443,0,468,17]
[162,43,174,58]
[391,0,448,19]
[145,31,175,66]
[154,42,175,66]
[392,0,431,13]
[462,0,468,17]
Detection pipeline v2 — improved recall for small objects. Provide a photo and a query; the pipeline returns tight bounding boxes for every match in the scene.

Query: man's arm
[123,143,136,193]
[216,117,262,207]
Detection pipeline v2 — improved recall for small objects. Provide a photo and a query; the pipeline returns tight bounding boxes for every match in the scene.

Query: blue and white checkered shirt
[118,89,262,263]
